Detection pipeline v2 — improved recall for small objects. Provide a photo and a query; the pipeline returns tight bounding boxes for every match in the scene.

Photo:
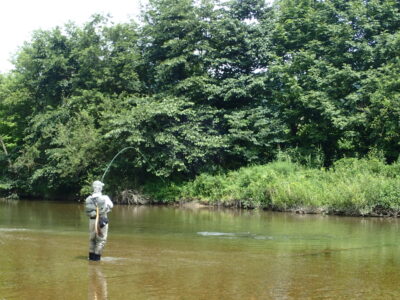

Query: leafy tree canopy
[0,0,399,198]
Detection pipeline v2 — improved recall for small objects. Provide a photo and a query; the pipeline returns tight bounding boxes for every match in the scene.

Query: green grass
[145,157,400,217]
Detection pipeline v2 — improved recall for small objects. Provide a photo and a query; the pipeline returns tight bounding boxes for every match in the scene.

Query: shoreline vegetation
[138,156,400,218]
[3,156,400,219]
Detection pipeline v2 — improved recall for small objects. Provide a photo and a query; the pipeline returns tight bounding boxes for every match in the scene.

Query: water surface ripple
[1,200,400,299]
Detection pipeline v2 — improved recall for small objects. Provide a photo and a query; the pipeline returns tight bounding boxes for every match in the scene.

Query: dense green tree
[103,96,226,179]
[357,57,400,161]
[4,16,143,197]
[0,74,28,195]
[263,0,400,161]
[0,76,13,182]
[139,0,206,93]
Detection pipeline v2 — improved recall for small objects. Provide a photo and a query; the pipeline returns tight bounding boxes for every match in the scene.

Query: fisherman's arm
[105,196,113,210]
[85,196,97,218]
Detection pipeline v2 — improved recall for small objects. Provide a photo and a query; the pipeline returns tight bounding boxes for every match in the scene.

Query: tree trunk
[0,135,12,167]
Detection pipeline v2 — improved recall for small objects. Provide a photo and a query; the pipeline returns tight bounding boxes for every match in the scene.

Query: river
[0,199,400,299]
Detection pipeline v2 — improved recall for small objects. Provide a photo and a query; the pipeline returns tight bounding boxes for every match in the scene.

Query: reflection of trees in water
[117,205,150,219]
[114,205,263,223]
[0,198,19,205]
[88,264,108,300]
[0,200,86,228]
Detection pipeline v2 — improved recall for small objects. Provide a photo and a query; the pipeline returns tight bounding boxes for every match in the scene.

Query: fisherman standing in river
[85,180,113,261]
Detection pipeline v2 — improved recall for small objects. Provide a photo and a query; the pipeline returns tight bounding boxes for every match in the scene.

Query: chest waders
[89,199,108,261]
[87,180,112,262]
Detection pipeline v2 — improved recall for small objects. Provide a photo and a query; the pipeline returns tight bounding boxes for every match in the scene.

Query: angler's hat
[92,180,104,188]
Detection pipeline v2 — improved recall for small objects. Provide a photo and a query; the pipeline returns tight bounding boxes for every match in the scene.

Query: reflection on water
[1,199,400,299]
[88,264,108,300]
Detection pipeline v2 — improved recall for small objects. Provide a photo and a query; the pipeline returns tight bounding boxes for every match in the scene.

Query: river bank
[4,157,400,218]
[139,157,400,218]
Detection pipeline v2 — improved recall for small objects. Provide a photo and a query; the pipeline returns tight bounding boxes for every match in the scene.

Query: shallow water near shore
[1,200,400,299]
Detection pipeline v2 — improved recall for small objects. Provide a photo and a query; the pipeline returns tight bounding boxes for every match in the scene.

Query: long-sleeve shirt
[85,193,113,218]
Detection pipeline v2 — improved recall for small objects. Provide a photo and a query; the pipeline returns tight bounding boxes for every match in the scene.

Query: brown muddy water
[1,200,400,299]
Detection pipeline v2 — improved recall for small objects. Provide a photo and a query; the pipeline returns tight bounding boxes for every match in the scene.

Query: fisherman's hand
[99,217,109,228]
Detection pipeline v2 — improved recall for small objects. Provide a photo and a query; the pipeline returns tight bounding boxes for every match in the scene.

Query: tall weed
[173,157,400,216]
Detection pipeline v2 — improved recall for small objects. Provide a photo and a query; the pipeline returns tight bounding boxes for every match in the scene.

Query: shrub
[166,157,400,216]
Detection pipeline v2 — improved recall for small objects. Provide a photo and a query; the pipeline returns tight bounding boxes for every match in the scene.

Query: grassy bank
[144,157,400,217]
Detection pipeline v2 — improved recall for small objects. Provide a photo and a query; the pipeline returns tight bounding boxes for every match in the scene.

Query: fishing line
[100,146,166,184]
